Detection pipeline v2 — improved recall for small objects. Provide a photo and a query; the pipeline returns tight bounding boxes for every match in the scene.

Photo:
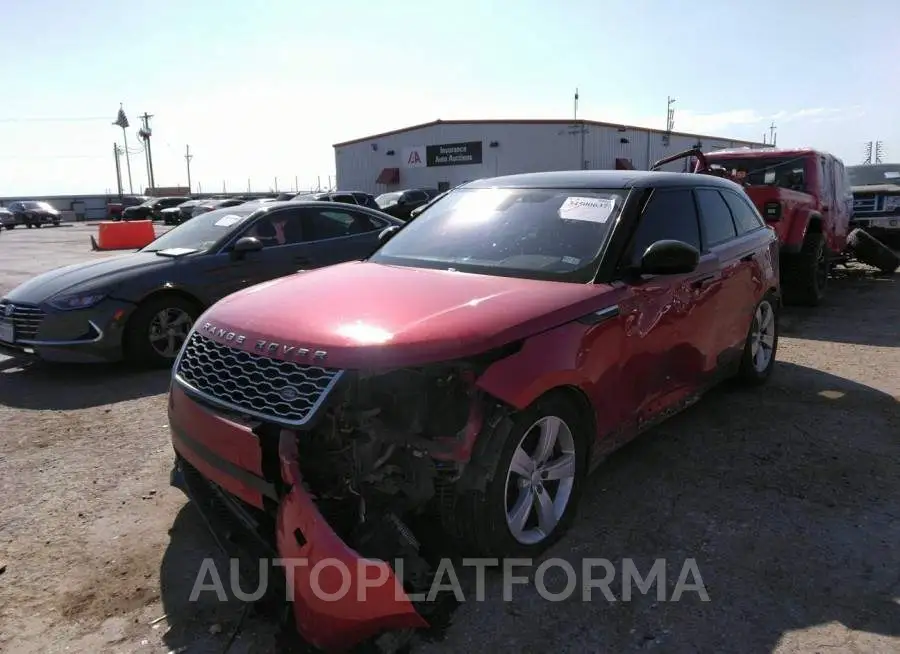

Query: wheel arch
[121,286,207,351]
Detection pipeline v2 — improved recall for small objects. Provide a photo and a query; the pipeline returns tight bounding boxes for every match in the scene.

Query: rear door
[299,206,390,267]
[616,187,723,428]
[696,186,764,368]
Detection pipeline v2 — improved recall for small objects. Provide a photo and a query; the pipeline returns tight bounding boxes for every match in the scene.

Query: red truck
[654,146,897,305]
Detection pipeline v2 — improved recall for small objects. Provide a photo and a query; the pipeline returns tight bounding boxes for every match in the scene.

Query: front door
[199,207,317,302]
[614,187,724,429]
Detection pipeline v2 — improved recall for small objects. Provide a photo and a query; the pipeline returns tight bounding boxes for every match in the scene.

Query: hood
[3,252,172,304]
[199,261,616,369]
[852,183,900,195]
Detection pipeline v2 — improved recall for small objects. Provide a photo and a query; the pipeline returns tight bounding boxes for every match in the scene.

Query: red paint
[169,385,265,509]
[202,261,618,370]
[704,147,852,254]
[276,432,428,652]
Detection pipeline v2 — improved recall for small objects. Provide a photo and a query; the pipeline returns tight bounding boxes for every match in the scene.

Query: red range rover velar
[168,170,781,651]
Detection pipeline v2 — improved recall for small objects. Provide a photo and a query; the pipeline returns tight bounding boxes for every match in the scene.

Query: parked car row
[0,200,62,229]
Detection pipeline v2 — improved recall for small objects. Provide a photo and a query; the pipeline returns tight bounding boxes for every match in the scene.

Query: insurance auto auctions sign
[425,141,483,167]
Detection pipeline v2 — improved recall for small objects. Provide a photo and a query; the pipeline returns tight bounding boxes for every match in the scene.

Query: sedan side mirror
[640,240,700,275]
[231,236,263,259]
[378,225,400,244]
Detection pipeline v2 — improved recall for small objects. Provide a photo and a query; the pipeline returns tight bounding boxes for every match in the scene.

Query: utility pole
[275,177,278,191]
[294,175,298,193]
[184,145,193,193]
[138,112,156,192]
[248,178,251,193]
[663,96,676,146]
[573,88,579,121]
[875,140,885,164]
[768,122,777,146]
[113,143,123,196]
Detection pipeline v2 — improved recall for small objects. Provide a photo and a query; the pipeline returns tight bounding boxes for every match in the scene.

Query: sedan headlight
[48,292,107,311]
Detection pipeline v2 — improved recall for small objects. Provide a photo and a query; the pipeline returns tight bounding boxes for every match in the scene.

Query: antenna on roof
[573,88,579,121]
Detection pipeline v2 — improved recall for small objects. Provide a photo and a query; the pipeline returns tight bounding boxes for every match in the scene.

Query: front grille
[0,303,45,340]
[853,196,877,214]
[174,331,342,426]
[853,195,900,216]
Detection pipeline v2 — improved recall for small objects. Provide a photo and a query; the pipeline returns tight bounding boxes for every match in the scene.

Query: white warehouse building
[333,118,767,195]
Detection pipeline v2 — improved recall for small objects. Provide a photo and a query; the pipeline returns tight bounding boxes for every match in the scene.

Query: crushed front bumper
[168,384,427,652]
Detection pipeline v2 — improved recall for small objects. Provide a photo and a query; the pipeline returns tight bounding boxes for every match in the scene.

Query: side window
[405,190,427,203]
[627,189,701,266]
[303,209,380,241]
[721,189,764,235]
[695,188,738,247]
[242,208,305,246]
[331,194,356,205]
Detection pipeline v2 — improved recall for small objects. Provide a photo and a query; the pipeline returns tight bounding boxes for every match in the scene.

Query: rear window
[707,156,807,191]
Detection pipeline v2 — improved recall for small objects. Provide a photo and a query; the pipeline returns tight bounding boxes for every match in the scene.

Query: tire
[782,230,828,306]
[847,228,900,274]
[444,392,589,558]
[123,294,201,369]
[736,292,779,386]
[26,223,32,229]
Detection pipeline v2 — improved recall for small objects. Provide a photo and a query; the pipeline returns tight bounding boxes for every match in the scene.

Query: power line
[0,116,111,123]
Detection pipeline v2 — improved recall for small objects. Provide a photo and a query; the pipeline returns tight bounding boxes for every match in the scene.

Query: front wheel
[448,392,589,558]
[123,295,200,368]
[736,293,779,385]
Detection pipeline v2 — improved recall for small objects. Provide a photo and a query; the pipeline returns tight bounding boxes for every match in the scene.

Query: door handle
[691,274,717,289]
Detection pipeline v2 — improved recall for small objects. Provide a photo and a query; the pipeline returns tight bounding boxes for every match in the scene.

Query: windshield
[376,192,401,208]
[23,201,54,210]
[141,205,259,252]
[369,187,627,282]
[847,164,900,187]
[706,156,807,191]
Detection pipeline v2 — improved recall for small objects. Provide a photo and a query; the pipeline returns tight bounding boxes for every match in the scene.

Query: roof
[706,146,833,158]
[463,169,744,192]
[332,118,767,149]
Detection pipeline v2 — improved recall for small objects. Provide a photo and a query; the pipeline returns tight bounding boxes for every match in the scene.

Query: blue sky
[1,0,897,196]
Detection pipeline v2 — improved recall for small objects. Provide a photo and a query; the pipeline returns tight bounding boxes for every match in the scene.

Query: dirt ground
[0,224,898,654]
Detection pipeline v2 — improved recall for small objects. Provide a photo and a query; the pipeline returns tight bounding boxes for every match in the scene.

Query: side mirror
[231,236,263,259]
[378,225,400,244]
[640,240,700,275]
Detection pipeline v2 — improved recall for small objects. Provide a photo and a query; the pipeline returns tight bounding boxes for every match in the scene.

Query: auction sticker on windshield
[215,214,244,227]
[559,196,616,223]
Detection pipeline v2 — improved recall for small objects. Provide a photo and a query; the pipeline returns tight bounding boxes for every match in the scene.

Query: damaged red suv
[168,170,780,651]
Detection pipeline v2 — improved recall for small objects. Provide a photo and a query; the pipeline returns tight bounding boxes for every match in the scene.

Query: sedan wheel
[148,307,194,359]
[504,415,577,545]
[124,295,200,368]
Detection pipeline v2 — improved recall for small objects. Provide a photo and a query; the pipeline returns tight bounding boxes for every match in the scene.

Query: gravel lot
[1,224,898,653]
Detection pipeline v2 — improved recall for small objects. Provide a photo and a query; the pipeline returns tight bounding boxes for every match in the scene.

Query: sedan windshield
[141,205,260,253]
[23,201,54,211]
[369,187,627,282]
[376,192,401,208]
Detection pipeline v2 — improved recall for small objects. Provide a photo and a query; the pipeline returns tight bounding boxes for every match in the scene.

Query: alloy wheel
[504,415,577,545]
[148,307,193,359]
[749,300,776,373]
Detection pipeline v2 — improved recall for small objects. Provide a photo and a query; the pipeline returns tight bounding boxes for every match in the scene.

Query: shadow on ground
[0,358,169,409]
[780,263,899,347]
